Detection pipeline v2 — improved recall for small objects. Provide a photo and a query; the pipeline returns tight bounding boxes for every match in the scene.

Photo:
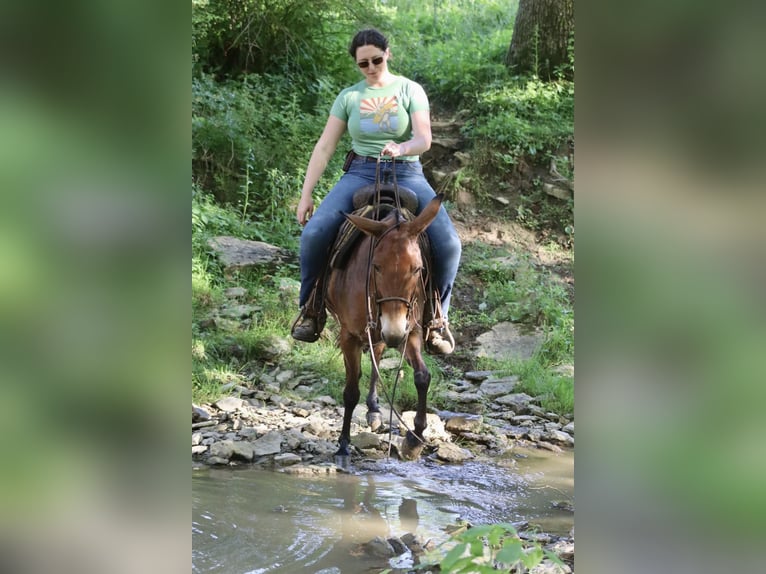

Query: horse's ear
[345,212,390,237]
[406,194,444,237]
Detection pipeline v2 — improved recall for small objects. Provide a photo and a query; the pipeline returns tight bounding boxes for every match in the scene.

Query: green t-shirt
[330,76,429,161]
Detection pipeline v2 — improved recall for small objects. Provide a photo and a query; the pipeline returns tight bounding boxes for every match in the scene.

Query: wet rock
[444,413,483,433]
[365,536,395,558]
[214,396,245,412]
[400,532,433,554]
[351,432,381,450]
[282,463,337,475]
[274,453,302,466]
[537,441,564,453]
[208,440,235,459]
[546,430,574,446]
[387,537,408,556]
[252,431,282,456]
[434,442,474,463]
[398,412,450,442]
[478,377,519,397]
[230,441,255,461]
[207,456,230,466]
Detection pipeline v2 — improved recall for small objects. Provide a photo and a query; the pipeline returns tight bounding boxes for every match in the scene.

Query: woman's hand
[296,195,314,226]
[381,141,407,158]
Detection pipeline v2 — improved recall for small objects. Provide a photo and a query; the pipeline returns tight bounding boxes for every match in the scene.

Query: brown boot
[291,307,325,342]
[426,322,455,355]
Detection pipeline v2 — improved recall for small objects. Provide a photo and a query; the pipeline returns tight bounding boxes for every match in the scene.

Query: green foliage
[383,0,518,108]
[192,72,342,208]
[192,0,372,81]
[418,522,563,573]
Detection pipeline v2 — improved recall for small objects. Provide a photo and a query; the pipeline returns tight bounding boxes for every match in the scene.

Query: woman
[292,28,461,354]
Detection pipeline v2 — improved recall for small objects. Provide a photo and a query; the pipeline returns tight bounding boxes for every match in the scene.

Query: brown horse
[325,194,444,460]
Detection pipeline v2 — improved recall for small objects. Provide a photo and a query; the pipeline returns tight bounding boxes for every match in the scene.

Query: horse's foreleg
[401,337,431,460]
[366,342,386,432]
[337,333,362,457]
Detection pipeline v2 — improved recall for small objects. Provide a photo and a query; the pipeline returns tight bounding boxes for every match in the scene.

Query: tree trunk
[507,0,574,79]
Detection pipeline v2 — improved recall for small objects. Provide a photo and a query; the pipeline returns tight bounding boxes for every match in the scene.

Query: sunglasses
[357,55,385,69]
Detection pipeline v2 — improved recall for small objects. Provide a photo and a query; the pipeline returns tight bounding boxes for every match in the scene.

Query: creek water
[192,447,573,573]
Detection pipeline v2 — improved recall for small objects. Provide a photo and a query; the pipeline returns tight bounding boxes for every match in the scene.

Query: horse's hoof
[400,431,425,461]
[334,454,351,469]
[367,411,383,432]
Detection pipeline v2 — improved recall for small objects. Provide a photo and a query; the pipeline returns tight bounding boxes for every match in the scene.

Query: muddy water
[192,448,573,573]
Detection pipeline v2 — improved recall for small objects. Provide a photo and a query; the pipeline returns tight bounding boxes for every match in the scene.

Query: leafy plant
[416,522,564,573]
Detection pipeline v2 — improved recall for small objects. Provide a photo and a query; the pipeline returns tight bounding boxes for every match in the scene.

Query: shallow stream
[193,447,572,573]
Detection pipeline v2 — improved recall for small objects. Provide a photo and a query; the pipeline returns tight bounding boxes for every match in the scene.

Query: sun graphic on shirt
[360,96,398,132]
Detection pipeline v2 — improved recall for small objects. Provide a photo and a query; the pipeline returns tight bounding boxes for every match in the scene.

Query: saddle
[304,184,441,333]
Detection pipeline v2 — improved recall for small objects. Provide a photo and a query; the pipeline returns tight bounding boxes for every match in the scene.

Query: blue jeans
[299,158,462,319]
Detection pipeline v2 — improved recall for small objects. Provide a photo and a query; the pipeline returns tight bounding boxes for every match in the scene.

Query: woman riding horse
[292,28,461,355]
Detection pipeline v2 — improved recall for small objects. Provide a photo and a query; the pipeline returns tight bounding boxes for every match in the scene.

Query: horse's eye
[412,266,422,275]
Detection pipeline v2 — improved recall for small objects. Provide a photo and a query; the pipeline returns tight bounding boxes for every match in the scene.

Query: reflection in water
[193,449,573,573]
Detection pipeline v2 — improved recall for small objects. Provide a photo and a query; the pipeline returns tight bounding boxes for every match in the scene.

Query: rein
[362,157,426,455]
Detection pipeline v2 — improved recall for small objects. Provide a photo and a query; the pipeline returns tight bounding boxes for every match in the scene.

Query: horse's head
[345,194,444,347]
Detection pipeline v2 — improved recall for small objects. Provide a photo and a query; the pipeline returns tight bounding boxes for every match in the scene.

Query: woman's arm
[381,109,432,158]
[296,115,347,225]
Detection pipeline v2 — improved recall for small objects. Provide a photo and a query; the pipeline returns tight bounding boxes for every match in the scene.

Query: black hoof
[400,431,425,461]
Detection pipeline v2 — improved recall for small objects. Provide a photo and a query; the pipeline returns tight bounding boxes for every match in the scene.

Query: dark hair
[348,29,388,58]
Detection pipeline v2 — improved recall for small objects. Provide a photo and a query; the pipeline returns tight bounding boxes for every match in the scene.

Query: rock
[192,404,212,422]
[444,414,483,433]
[434,442,474,463]
[562,422,574,435]
[546,430,574,446]
[351,432,381,450]
[495,393,534,411]
[398,412,450,442]
[478,377,520,397]
[387,537,408,556]
[214,396,245,412]
[192,432,202,446]
[207,456,230,466]
[192,445,208,455]
[493,196,510,206]
[260,335,292,360]
[252,431,282,456]
[282,463,337,475]
[476,323,544,361]
[223,287,247,298]
[530,558,571,573]
[537,441,564,453]
[207,236,291,272]
[542,182,573,201]
[274,453,302,466]
[230,441,255,461]
[208,440,235,459]
[464,370,495,381]
[275,370,295,384]
[220,304,258,319]
[365,536,395,558]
